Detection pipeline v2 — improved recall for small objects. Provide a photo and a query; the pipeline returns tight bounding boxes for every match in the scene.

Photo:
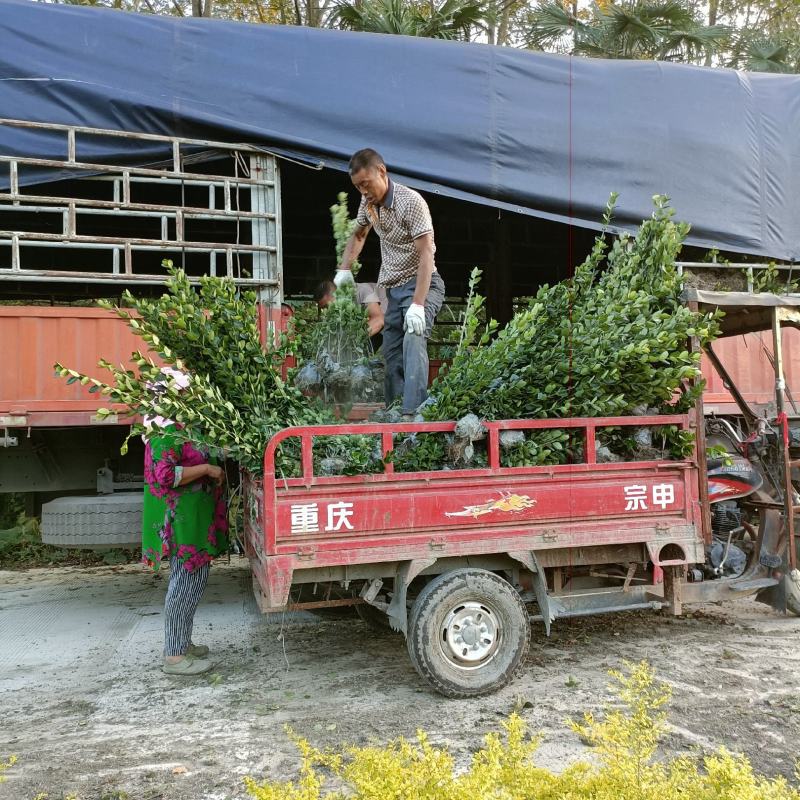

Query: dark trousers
[383,272,445,413]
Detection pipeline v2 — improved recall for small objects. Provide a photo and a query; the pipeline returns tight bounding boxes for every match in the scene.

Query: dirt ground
[2,560,800,800]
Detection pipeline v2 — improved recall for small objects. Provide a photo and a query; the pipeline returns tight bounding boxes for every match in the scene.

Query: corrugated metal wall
[703,328,800,413]
[3,307,800,419]
[0,307,145,413]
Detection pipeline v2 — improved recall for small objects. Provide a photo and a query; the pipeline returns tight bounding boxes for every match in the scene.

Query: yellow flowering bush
[0,755,16,784]
[245,662,800,800]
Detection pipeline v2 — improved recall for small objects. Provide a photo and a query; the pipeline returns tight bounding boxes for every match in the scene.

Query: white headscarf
[143,366,191,433]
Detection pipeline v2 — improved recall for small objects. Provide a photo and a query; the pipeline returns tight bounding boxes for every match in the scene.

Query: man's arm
[339,223,371,272]
[412,233,435,305]
[365,302,384,336]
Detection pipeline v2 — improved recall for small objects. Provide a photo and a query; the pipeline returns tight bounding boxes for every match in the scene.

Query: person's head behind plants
[349,148,388,206]
[314,279,336,309]
[143,365,191,432]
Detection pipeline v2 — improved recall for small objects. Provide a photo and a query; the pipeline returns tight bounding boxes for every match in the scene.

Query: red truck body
[0,307,145,427]
[0,305,290,427]
[4,308,798,427]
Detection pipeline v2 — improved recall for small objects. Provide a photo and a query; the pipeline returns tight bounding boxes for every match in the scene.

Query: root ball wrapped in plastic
[454,413,486,443]
[294,363,322,394]
[349,364,373,393]
[327,366,353,390]
[499,430,526,450]
[316,352,339,379]
[319,457,347,476]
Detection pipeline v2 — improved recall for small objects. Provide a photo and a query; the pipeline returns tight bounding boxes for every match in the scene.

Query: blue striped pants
[164,555,210,657]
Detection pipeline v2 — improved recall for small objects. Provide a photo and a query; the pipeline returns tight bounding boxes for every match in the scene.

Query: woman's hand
[205,464,225,486]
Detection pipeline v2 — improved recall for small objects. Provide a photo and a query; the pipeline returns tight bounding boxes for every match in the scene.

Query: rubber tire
[407,568,530,698]
[40,493,142,550]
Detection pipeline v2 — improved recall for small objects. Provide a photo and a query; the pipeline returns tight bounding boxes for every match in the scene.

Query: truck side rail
[263,414,693,488]
[249,414,701,607]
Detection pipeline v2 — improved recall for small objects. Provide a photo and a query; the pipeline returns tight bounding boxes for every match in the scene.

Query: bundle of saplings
[399,195,722,470]
[292,193,383,404]
[55,195,721,480]
[55,261,335,476]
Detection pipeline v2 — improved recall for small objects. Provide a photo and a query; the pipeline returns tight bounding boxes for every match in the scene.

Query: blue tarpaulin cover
[1,0,799,259]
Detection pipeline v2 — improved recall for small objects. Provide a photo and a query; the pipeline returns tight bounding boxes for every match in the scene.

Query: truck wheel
[407,568,530,698]
[786,569,800,616]
[40,493,142,550]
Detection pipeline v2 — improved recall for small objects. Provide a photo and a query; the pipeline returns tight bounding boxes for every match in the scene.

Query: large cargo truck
[2,117,799,550]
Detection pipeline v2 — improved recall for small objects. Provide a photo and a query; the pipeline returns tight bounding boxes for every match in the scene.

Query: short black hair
[349,148,385,174]
[313,279,336,302]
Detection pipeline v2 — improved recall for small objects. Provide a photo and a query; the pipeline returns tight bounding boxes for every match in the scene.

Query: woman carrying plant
[142,367,229,676]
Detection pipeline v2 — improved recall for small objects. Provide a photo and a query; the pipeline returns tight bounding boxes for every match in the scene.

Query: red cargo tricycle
[244,290,799,697]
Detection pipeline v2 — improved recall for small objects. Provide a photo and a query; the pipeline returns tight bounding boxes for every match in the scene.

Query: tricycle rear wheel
[407,568,530,698]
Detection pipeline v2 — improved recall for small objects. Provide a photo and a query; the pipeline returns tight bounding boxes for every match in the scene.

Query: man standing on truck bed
[335,148,445,416]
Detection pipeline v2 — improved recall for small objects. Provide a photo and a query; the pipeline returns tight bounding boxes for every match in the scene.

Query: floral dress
[142,427,229,572]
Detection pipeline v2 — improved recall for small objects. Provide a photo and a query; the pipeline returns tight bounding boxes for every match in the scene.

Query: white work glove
[333,269,354,288]
[404,303,426,336]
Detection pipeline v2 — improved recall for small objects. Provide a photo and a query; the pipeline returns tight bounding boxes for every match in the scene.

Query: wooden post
[663,565,685,616]
[773,309,797,571]
[689,301,712,544]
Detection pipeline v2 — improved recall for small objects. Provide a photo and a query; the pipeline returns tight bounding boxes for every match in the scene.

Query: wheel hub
[441,602,500,668]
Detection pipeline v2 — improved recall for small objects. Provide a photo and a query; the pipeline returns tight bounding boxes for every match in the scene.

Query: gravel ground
[1,560,799,799]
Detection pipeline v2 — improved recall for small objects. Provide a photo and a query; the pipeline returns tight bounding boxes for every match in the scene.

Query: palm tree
[524,0,729,63]
[333,0,487,40]
[734,36,799,72]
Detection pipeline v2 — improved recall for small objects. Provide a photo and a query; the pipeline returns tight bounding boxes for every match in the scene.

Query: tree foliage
[52,196,377,476]
[717,0,800,70]
[42,0,800,71]
[333,0,486,39]
[523,0,730,61]
[422,195,720,432]
[53,198,721,476]
[55,262,333,474]
[730,32,800,71]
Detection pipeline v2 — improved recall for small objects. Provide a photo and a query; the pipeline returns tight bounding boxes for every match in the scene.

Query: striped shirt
[356,180,437,288]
